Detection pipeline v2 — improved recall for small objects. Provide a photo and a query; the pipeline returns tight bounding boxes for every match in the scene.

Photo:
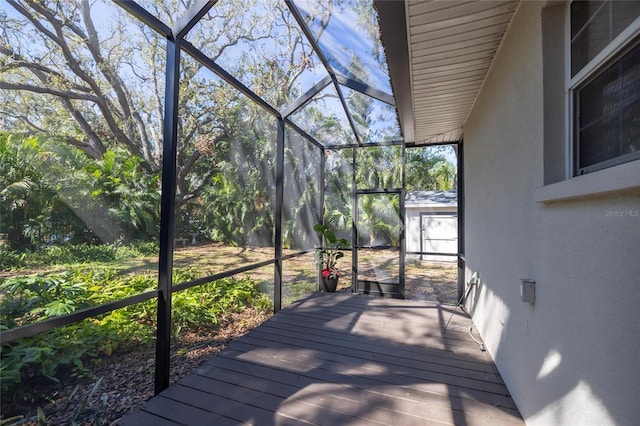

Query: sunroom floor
[120,293,523,425]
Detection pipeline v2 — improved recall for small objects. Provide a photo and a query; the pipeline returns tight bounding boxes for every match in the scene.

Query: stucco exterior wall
[463,2,640,425]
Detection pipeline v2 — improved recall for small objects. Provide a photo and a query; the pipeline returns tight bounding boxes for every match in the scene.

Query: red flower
[321,268,340,279]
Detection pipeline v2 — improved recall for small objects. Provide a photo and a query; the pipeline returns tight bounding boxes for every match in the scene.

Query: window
[569,1,640,175]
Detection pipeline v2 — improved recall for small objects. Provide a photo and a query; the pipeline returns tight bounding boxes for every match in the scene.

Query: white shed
[405,191,457,262]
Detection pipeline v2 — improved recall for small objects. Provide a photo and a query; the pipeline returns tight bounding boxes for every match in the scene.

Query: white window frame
[564,3,640,178]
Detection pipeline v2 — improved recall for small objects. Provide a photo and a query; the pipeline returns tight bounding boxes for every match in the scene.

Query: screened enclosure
[0,0,462,408]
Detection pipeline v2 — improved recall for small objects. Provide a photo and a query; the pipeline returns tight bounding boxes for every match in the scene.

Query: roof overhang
[375,0,415,143]
[377,0,520,145]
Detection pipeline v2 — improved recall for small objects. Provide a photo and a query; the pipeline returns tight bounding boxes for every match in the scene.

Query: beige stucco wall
[463,1,640,425]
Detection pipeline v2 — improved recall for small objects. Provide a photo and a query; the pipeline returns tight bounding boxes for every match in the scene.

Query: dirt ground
[1,243,457,425]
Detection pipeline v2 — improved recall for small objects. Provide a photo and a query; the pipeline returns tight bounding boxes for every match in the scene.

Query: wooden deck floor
[120,293,524,425]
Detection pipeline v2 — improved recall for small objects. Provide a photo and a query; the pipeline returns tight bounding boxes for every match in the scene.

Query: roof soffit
[379,0,520,145]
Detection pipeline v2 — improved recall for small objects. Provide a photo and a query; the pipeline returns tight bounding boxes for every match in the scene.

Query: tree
[0,133,88,249]
[323,148,353,237]
[0,0,318,209]
[0,132,161,247]
[354,146,403,246]
[282,132,322,249]
[82,148,160,242]
[0,0,413,249]
[405,146,456,191]
[0,0,333,246]
[0,133,45,250]
[357,193,400,246]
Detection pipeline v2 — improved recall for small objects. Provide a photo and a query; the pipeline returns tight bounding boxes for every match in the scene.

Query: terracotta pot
[321,276,338,292]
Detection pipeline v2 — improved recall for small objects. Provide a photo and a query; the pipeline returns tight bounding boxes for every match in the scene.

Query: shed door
[421,213,457,260]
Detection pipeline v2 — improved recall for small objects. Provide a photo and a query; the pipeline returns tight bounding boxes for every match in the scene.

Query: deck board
[120,293,524,425]
[252,320,500,377]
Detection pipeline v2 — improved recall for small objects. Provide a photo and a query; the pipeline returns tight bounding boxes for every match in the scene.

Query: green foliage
[0,133,61,251]
[0,269,154,393]
[203,107,277,248]
[323,149,354,237]
[358,193,401,246]
[203,174,251,243]
[356,145,404,189]
[171,276,270,338]
[0,268,269,394]
[0,275,85,328]
[322,146,457,244]
[0,241,159,271]
[0,134,161,250]
[1,0,295,249]
[84,148,161,242]
[282,135,322,250]
[405,146,456,191]
[314,223,349,275]
[0,1,453,255]
[0,249,28,270]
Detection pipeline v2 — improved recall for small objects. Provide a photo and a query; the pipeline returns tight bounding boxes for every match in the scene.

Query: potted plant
[314,223,349,292]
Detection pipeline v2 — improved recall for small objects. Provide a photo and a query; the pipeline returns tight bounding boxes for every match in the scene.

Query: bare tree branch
[0,110,48,134]
[58,97,107,158]
[0,46,93,93]
[79,0,135,137]
[0,81,100,102]
[17,0,152,171]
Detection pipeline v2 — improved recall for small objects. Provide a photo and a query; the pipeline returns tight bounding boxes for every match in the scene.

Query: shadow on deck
[120,293,523,425]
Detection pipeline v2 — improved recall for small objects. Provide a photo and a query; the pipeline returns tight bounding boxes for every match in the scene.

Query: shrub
[0,249,27,270]
[0,241,160,271]
[0,269,270,393]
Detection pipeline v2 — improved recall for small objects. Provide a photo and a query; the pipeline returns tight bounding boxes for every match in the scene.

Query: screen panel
[185,0,329,109]
[283,128,323,250]
[175,54,277,282]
